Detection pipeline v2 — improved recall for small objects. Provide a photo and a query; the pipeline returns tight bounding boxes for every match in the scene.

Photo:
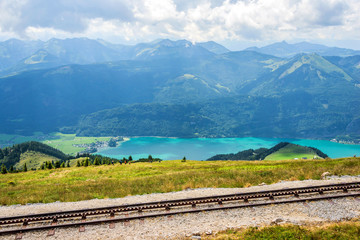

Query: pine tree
[76,160,80,167]
[1,164,7,174]
[60,162,65,168]
[148,155,153,161]
[66,161,70,167]
[84,158,89,167]
[40,163,45,170]
[129,156,133,161]
[9,165,14,173]
[23,163,27,172]
[94,157,100,165]
[55,161,61,168]
[46,161,53,169]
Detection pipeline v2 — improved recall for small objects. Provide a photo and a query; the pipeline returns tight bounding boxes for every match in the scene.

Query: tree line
[0,141,162,174]
[0,141,69,168]
[74,154,161,167]
[1,152,162,174]
[1,158,72,174]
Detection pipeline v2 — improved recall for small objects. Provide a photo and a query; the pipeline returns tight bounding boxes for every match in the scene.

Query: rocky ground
[1,175,359,240]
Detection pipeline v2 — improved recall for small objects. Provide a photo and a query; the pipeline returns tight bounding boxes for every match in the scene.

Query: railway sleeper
[1,182,359,230]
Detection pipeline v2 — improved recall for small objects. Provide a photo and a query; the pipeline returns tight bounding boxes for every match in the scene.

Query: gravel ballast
[1,176,360,239]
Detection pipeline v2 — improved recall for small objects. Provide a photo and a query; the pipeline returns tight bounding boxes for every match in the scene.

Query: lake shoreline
[96,137,360,160]
[107,135,360,145]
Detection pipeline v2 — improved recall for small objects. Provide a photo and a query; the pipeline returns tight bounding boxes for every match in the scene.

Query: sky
[0,0,360,50]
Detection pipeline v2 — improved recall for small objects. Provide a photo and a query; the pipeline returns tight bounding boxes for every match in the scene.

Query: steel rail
[0,192,359,236]
[0,181,359,226]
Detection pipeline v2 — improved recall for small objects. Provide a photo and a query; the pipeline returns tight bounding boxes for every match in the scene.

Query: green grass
[265,144,319,160]
[203,221,360,239]
[15,151,61,170]
[41,133,111,155]
[1,157,359,205]
[0,132,111,155]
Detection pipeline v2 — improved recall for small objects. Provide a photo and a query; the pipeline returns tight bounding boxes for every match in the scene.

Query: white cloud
[134,0,180,22]
[0,0,359,45]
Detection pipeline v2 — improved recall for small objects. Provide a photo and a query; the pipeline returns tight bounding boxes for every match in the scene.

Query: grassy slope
[1,157,359,205]
[265,144,319,160]
[204,221,360,240]
[15,151,61,170]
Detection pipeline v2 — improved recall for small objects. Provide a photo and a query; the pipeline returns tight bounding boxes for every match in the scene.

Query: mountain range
[245,41,360,58]
[0,38,359,139]
[0,38,226,76]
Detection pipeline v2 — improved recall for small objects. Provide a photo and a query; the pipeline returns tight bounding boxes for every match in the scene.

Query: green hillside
[0,132,112,155]
[265,143,320,160]
[0,141,69,169]
[68,92,360,139]
[15,151,62,170]
[207,142,328,161]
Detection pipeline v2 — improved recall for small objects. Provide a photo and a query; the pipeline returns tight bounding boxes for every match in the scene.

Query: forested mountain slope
[0,38,359,139]
[67,92,360,138]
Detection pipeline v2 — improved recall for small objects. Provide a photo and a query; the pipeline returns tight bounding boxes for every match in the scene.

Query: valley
[0,38,359,142]
[2,2,360,239]
[0,132,113,155]
[2,134,360,162]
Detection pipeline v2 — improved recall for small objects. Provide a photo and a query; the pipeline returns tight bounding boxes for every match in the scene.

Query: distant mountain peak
[155,39,175,46]
[278,53,352,81]
[148,38,193,48]
[245,41,360,58]
[196,41,230,54]
[4,38,26,44]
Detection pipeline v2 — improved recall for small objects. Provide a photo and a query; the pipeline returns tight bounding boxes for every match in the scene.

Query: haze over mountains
[0,38,359,139]
[245,41,360,58]
[0,38,227,76]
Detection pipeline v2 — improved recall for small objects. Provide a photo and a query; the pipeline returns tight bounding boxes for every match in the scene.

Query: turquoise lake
[97,137,360,160]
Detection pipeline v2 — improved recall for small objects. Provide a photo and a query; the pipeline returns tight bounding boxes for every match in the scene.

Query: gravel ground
[1,175,359,240]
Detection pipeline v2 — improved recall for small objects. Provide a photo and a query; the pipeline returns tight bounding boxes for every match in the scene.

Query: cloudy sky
[0,0,359,50]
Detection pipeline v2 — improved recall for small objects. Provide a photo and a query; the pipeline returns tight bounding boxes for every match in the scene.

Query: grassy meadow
[265,144,319,160]
[202,220,360,240]
[1,157,360,205]
[41,133,111,155]
[0,132,111,155]
[16,151,61,170]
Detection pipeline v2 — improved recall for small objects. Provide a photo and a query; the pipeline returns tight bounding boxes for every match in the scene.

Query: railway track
[0,181,359,238]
